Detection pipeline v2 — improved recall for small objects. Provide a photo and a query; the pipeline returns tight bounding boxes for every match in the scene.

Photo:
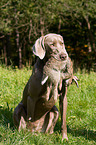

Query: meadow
[0,66,96,145]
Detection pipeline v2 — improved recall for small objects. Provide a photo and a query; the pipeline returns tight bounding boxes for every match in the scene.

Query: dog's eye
[60,42,64,45]
[50,43,55,46]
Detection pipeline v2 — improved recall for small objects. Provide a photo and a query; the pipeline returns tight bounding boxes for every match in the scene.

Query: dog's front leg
[27,96,35,122]
[59,86,68,141]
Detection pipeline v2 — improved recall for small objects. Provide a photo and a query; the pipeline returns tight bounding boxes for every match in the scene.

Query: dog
[13,33,78,140]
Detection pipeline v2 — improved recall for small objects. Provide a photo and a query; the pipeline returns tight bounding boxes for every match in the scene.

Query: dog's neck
[41,56,49,65]
[35,57,49,70]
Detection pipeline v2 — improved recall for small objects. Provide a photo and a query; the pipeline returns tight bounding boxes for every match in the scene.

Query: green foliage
[0,66,96,144]
[0,0,96,69]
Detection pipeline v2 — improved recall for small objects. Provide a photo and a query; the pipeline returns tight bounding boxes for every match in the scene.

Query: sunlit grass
[0,66,96,144]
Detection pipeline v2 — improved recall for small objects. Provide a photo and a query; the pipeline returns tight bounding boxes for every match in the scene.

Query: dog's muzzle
[59,53,67,60]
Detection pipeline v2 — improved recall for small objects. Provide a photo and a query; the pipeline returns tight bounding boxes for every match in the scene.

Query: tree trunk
[85,16,96,52]
[40,17,44,36]
[16,29,22,69]
[6,35,11,65]
[85,16,96,72]
[40,9,44,36]
[58,18,61,33]
[3,42,7,66]
[23,37,26,65]
[15,8,22,69]
[2,38,7,65]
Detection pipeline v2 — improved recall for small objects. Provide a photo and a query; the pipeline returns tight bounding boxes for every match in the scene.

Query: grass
[0,65,96,145]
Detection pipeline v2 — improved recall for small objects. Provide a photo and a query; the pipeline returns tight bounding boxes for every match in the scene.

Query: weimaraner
[13,33,78,141]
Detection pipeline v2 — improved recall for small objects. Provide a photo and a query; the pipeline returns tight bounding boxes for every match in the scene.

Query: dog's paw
[62,133,68,141]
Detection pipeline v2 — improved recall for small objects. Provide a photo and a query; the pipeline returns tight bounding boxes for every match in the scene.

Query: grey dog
[13,33,78,141]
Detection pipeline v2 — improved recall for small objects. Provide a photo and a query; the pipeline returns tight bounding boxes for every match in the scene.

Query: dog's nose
[59,53,67,60]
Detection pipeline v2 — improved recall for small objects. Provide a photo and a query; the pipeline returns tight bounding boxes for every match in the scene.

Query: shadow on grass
[0,103,14,128]
[54,119,96,141]
[0,103,14,141]
[68,127,96,141]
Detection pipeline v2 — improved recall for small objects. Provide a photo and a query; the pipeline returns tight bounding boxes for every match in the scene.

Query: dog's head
[32,33,68,61]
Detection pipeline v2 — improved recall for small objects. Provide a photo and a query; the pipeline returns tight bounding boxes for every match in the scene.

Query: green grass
[0,66,96,145]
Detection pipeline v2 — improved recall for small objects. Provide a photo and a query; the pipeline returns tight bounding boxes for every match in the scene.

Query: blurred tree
[0,0,96,71]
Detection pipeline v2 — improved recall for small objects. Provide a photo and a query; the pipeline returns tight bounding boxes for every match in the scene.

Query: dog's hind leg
[45,105,59,134]
[49,105,59,134]
[13,102,27,131]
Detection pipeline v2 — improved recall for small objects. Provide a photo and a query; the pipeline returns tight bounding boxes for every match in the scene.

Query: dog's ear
[32,36,45,59]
